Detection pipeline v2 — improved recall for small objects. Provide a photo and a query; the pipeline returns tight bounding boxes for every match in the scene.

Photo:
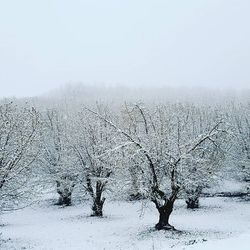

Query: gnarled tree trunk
[86,175,107,217]
[152,186,179,230]
[92,196,105,217]
[186,196,199,209]
[57,192,72,206]
[55,175,75,206]
[185,186,202,209]
[155,200,175,230]
[91,180,106,216]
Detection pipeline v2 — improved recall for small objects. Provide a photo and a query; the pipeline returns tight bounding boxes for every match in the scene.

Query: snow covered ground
[1,197,250,250]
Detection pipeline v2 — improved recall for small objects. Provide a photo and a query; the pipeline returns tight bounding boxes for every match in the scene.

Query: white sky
[0,0,250,97]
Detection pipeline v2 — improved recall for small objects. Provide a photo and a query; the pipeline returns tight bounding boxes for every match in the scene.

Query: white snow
[1,197,250,250]
[186,233,250,250]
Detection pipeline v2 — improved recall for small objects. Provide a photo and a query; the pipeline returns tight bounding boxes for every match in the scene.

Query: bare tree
[0,102,40,211]
[231,102,250,193]
[71,106,117,216]
[181,106,227,209]
[88,103,227,229]
[40,109,77,206]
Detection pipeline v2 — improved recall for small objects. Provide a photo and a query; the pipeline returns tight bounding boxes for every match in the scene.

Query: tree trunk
[92,196,105,217]
[55,177,75,206]
[185,186,202,209]
[186,196,199,209]
[57,193,72,206]
[152,185,179,230]
[155,201,175,230]
[91,180,106,217]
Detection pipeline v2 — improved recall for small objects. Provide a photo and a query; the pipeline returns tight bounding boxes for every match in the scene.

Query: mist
[0,0,250,98]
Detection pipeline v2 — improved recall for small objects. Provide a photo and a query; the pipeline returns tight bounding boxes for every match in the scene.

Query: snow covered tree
[0,102,40,211]
[89,103,227,229]
[119,103,149,200]
[180,105,227,209]
[230,102,250,193]
[70,106,117,216]
[40,109,78,206]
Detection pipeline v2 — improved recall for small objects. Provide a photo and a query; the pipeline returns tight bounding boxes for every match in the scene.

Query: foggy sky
[0,0,250,97]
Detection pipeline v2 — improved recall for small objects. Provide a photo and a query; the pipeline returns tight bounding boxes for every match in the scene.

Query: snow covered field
[1,197,250,250]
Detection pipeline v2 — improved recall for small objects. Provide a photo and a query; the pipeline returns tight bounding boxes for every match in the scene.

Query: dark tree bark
[185,186,202,209]
[186,196,199,209]
[86,175,107,217]
[155,200,175,230]
[152,186,179,230]
[91,180,106,216]
[55,176,75,206]
[57,193,72,206]
[92,196,105,217]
